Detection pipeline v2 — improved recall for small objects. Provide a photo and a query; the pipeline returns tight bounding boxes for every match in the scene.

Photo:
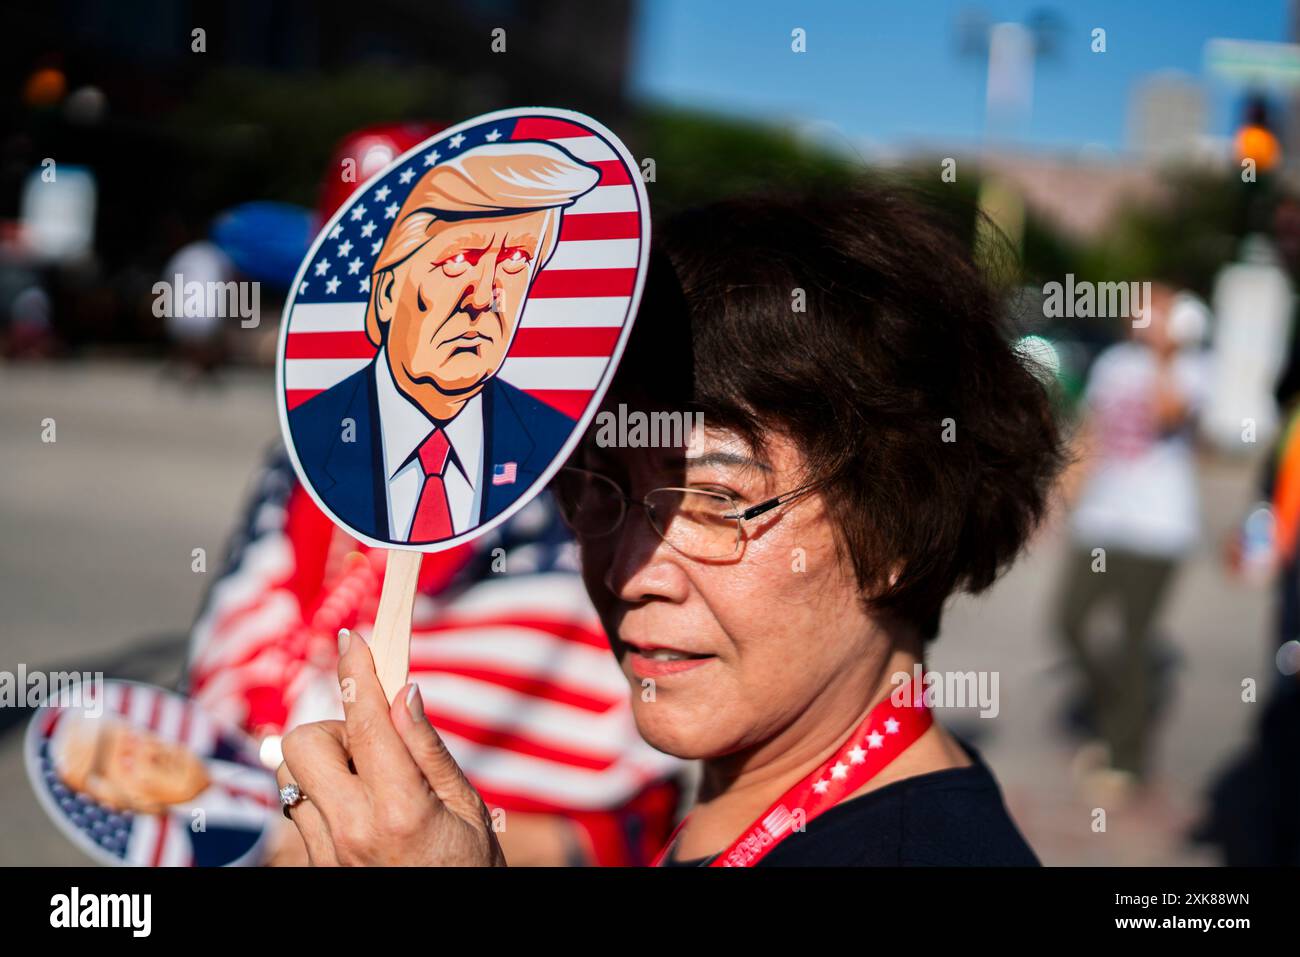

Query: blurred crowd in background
[4,0,1300,866]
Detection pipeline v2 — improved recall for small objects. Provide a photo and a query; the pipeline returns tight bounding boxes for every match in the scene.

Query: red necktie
[408,429,454,542]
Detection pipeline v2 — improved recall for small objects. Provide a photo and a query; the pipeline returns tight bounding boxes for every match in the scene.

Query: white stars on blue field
[41,742,133,861]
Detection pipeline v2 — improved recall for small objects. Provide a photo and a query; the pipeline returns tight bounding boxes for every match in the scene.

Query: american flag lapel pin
[492,462,518,486]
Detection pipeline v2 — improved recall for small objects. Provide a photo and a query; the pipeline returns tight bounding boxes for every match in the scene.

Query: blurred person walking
[159,237,234,382]
[1056,284,1209,794]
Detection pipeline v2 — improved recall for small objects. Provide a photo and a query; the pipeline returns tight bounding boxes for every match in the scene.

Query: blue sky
[631,0,1290,153]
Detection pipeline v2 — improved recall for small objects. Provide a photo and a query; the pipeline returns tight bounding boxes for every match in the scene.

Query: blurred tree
[169,65,445,212]
[1076,169,1242,299]
[628,106,856,214]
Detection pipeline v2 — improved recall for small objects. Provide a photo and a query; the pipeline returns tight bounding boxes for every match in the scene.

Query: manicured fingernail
[338,628,351,656]
[405,683,424,723]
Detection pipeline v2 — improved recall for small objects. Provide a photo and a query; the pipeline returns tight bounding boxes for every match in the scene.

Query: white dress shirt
[373,353,484,541]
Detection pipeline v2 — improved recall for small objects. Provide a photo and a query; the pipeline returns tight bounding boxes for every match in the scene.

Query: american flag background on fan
[276,106,649,550]
[24,680,278,867]
[282,111,642,417]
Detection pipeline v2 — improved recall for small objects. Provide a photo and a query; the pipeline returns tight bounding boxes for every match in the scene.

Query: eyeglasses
[552,466,818,560]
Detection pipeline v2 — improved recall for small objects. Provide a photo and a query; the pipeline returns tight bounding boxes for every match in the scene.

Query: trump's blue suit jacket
[287,359,575,543]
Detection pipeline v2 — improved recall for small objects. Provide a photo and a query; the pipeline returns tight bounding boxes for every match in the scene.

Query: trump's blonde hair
[365,140,600,346]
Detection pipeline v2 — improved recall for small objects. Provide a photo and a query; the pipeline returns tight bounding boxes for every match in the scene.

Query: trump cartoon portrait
[26,682,278,867]
[280,110,648,549]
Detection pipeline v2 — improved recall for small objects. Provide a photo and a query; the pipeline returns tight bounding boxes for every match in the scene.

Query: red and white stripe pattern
[282,116,642,420]
[44,682,224,768]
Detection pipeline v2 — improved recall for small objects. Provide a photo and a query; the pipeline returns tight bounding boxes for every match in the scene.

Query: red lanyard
[653,682,932,867]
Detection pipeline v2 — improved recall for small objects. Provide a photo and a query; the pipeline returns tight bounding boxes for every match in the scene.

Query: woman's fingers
[296,718,348,753]
[391,682,505,865]
[263,818,312,867]
[274,759,339,866]
[336,628,426,794]
[391,683,479,810]
[274,681,501,866]
[280,721,361,803]
[279,721,364,866]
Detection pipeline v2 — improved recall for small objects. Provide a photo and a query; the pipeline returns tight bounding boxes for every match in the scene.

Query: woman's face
[574,425,878,760]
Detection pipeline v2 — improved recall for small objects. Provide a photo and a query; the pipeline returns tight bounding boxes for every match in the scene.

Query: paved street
[0,359,1274,865]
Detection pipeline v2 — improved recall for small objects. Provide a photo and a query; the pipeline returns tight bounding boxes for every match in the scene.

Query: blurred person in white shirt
[1056,284,1209,794]
[160,239,234,380]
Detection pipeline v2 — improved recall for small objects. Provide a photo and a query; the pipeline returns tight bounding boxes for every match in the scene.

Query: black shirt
[661,741,1040,867]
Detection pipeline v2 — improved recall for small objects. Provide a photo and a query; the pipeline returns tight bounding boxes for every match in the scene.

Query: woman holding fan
[277,186,1063,866]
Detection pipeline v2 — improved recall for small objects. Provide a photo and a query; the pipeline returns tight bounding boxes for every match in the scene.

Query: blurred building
[1127,72,1210,164]
[979,152,1170,243]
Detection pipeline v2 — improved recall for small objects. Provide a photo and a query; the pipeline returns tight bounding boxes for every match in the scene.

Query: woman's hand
[263,818,310,866]
[277,629,506,866]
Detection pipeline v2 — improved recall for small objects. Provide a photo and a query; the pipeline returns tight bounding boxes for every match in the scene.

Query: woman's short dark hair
[613,185,1064,641]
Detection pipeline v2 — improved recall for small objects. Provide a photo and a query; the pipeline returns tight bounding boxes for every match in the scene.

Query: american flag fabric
[492,461,518,486]
[183,451,683,865]
[280,111,644,421]
[24,680,278,867]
